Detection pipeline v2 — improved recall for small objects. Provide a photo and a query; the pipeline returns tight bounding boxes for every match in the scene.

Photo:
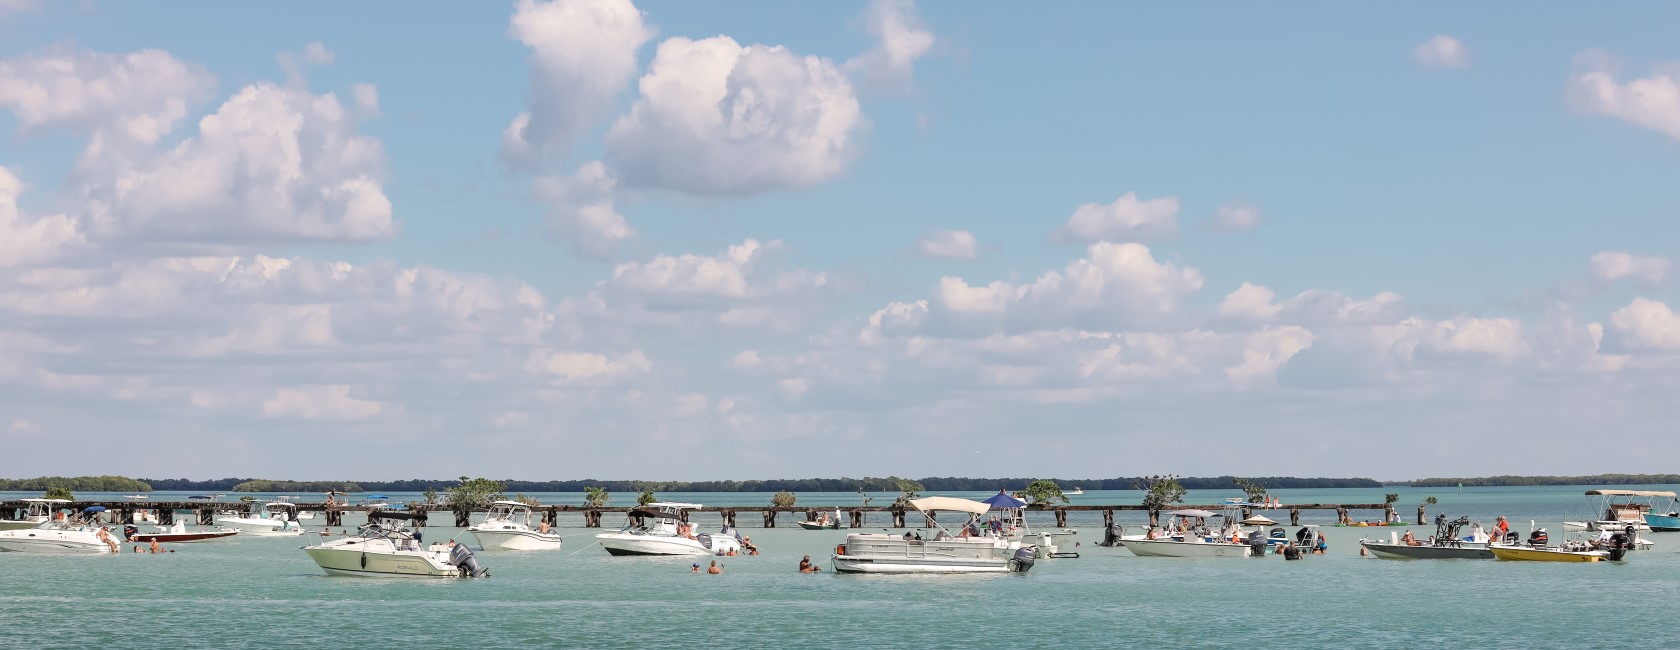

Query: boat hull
[0,520,44,531]
[830,534,1029,574]
[0,530,114,554]
[830,555,1011,574]
[1644,513,1680,532]
[126,531,238,543]
[469,528,563,551]
[597,532,737,556]
[216,517,305,536]
[1119,538,1254,558]
[1489,545,1606,562]
[1361,540,1492,560]
[303,547,461,578]
[797,522,848,531]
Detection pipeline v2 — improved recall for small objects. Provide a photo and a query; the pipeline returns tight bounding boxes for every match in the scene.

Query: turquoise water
[6,486,1680,648]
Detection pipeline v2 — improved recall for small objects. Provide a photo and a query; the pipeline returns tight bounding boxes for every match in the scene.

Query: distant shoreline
[5,473,1677,494]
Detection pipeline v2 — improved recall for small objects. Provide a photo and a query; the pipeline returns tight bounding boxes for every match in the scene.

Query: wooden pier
[1,500,1397,529]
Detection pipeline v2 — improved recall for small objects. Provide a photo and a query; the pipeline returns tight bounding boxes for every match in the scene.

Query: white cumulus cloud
[1569,51,1680,142]
[844,0,934,94]
[1590,251,1669,286]
[914,229,978,260]
[1055,192,1178,243]
[0,47,215,144]
[1413,35,1468,69]
[1604,297,1680,352]
[605,35,862,196]
[1210,203,1263,233]
[501,0,653,168]
[533,161,635,259]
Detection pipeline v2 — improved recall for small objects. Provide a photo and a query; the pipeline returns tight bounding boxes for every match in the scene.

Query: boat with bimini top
[829,496,1037,574]
[303,514,488,578]
[468,501,563,551]
[596,503,742,556]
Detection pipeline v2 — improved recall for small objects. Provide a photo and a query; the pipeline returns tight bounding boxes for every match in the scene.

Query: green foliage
[43,486,73,501]
[231,479,361,493]
[511,492,539,506]
[770,490,797,508]
[1233,477,1269,503]
[1384,493,1400,505]
[422,487,439,505]
[1423,496,1438,506]
[447,476,507,511]
[892,479,924,507]
[0,476,149,492]
[636,488,656,506]
[1135,475,1186,511]
[583,486,610,508]
[1021,480,1068,505]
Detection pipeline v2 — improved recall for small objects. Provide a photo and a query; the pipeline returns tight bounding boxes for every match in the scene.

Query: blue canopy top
[366,494,388,499]
[83,506,106,512]
[981,491,1026,510]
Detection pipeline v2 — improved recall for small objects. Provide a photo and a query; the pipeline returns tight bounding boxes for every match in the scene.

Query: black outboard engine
[1607,533,1629,561]
[1007,546,1036,573]
[1529,528,1548,546]
[122,524,139,541]
[450,543,489,578]
[1246,530,1267,557]
[1099,524,1122,547]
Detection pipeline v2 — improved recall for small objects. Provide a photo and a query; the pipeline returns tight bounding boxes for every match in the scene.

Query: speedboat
[1360,516,1493,559]
[1119,508,1260,558]
[1066,487,1085,496]
[798,510,848,530]
[468,501,562,551]
[596,503,742,556]
[303,515,488,578]
[830,496,1036,574]
[0,498,70,531]
[0,517,121,554]
[122,521,239,543]
[216,502,307,536]
[1490,543,1609,562]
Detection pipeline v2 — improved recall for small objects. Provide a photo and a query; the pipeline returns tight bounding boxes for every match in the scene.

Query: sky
[1,1,1678,482]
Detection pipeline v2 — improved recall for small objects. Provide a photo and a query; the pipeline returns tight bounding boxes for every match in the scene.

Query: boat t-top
[302,515,488,578]
[0,498,70,531]
[1564,489,1673,532]
[468,501,563,551]
[215,501,307,536]
[596,502,742,556]
[830,496,1037,574]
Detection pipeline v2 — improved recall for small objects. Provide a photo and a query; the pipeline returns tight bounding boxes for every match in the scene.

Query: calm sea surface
[5,485,1680,648]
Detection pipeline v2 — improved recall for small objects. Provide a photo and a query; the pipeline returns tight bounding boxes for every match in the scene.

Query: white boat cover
[1584,490,1677,497]
[909,496,990,515]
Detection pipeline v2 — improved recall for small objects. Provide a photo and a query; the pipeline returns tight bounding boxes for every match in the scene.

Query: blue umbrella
[981,491,1026,510]
[83,506,106,513]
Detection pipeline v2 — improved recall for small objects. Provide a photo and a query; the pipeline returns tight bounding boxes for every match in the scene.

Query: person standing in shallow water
[707,560,722,574]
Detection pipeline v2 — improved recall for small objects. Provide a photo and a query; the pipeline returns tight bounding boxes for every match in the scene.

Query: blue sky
[1,1,1677,481]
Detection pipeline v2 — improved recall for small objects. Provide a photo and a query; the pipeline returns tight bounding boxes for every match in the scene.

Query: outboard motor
[122,524,139,541]
[1007,546,1036,573]
[1246,530,1267,557]
[1607,533,1629,561]
[450,542,489,578]
[1529,528,1548,546]
[1503,531,1520,545]
[1099,524,1122,547]
[696,532,714,552]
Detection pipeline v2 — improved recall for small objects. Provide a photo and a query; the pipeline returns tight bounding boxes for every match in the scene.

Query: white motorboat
[596,502,742,556]
[122,521,239,543]
[216,502,307,536]
[830,496,1037,574]
[468,501,563,551]
[1119,508,1259,558]
[1563,489,1669,532]
[0,520,120,554]
[0,498,70,531]
[303,516,488,578]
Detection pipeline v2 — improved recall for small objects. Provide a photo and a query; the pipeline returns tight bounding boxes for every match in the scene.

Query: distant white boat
[216,502,306,536]
[468,501,562,551]
[123,494,148,500]
[597,503,741,556]
[1065,487,1085,496]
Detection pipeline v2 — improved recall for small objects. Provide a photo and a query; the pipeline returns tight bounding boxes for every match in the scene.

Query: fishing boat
[467,501,562,551]
[215,502,306,536]
[1119,508,1260,558]
[122,521,239,543]
[1360,516,1493,559]
[797,509,848,530]
[1564,490,1667,532]
[596,503,742,556]
[830,496,1036,574]
[1644,495,1680,532]
[0,498,69,531]
[303,515,488,578]
[1489,544,1608,562]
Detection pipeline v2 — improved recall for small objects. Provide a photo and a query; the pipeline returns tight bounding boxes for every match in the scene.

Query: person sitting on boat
[1494,516,1510,539]
[741,536,758,554]
[538,520,551,535]
[1401,530,1422,547]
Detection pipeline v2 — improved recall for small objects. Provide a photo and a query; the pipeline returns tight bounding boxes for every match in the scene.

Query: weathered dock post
[891,507,906,528]
[1148,508,1159,528]
[1103,510,1114,529]
[1417,504,1426,525]
[804,509,818,523]
[544,508,559,528]
[1289,507,1299,526]
[1335,506,1349,525]
[585,510,601,527]
[453,508,470,528]
[761,511,776,528]
[158,508,174,526]
[849,509,863,528]
[414,510,429,527]
[1054,508,1067,527]
[722,510,736,528]
[325,508,342,527]
[119,507,134,525]
[197,508,214,525]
